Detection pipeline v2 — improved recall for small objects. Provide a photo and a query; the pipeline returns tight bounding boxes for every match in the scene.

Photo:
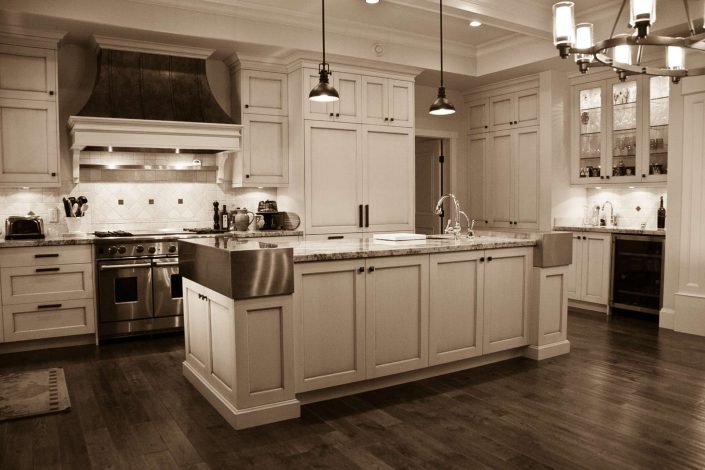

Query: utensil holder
[64,217,86,237]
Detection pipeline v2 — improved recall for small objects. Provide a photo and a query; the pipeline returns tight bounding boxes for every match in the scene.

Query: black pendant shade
[429,0,455,115]
[310,0,339,102]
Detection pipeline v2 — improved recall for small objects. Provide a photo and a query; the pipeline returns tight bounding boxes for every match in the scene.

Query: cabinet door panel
[241,70,287,115]
[2,299,95,342]
[364,126,414,232]
[295,261,366,392]
[516,89,539,127]
[567,235,582,300]
[242,114,288,185]
[490,93,514,131]
[467,98,489,134]
[362,77,388,125]
[303,68,333,120]
[0,98,58,184]
[487,132,512,227]
[305,122,363,234]
[388,80,414,127]
[0,45,56,100]
[515,127,539,228]
[581,233,611,304]
[184,285,211,377]
[468,134,487,224]
[334,72,362,123]
[483,248,530,353]
[366,256,429,378]
[429,252,484,365]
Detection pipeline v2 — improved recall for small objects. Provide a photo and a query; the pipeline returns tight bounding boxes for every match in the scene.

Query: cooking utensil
[62,198,72,217]
[71,203,79,218]
[80,203,89,217]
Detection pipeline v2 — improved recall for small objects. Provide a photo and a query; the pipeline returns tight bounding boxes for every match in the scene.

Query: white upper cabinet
[303,69,362,123]
[467,134,488,227]
[0,44,57,101]
[238,70,288,116]
[489,89,538,132]
[362,76,414,127]
[235,114,288,187]
[467,97,489,134]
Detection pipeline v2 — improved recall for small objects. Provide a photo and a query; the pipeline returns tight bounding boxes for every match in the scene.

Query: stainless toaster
[5,215,45,240]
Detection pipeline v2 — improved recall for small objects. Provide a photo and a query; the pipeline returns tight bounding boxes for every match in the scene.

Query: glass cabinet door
[576,85,603,182]
[609,78,641,182]
[647,76,669,181]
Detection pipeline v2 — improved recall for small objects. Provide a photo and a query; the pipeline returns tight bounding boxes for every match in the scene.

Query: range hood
[69,36,242,182]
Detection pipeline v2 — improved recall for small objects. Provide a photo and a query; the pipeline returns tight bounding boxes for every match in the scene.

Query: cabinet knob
[642,174,646,178]
[390,118,395,122]
[600,176,605,180]
[384,117,389,121]
[51,172,56,177]
[245,174,250,178]
[606,175,610,179]
[583,236,587,240]
[479,257,485,263]
[487,256,493,262]
[330,112,334,117]
[49,91,54,96]
[368,266,375,273]
[484,125,488,129]
[244,104,249,108]
[358,267,364,273]
[484,220,488,224]
[336,113,340,117]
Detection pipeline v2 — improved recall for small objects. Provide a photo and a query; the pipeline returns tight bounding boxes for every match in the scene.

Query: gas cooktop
[93,228,229,238]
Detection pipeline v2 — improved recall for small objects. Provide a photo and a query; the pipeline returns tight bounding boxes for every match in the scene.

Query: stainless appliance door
[152,258,183,317]
[98,260,154,322]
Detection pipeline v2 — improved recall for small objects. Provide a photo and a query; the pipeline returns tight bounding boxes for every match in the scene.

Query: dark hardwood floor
[3,310,705,469]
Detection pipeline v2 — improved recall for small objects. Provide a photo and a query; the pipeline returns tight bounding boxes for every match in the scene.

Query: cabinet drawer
[3,298,95,342]
[0,245,92,268]
[1,263,94,305]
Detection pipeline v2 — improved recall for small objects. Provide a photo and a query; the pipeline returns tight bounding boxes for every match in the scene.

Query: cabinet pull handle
[487,256,493,262]
[38,303,62,309]
[365,205,369,228]
[359,204,363,228]
[368,266,375,273]
[36,267,60,273]
[328,235,344,240]
[35,253,59,258]
[358,267,365,273]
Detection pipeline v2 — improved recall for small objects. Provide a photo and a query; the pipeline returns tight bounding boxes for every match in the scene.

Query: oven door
[152,258,183,318]
[98,259,154,322]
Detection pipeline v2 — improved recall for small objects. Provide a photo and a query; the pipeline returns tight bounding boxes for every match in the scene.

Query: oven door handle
[99,262,153,271]
[152,261,179,267]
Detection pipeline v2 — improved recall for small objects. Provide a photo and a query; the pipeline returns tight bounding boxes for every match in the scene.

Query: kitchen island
[179,234,572,429]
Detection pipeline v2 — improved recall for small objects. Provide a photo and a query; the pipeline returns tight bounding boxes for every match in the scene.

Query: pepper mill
[213,201,220,230]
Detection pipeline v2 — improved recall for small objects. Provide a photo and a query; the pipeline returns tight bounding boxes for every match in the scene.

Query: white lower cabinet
[482,247,531,353]
[2,299,95,342]
[183,279,295,411]
[568,232,611,305]
[429,251,484,365]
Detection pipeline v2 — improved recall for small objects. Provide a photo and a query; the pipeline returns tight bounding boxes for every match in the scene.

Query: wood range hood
[68,36,242,182]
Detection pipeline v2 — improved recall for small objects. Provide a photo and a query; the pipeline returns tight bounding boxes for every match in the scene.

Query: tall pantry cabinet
[281,59,418,237]
[464,73,560,232]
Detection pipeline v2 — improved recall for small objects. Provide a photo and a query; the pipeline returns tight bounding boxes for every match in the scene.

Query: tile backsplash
[555,187,667,229]
[0,152,277,235]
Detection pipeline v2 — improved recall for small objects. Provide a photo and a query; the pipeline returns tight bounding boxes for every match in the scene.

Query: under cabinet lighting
[629,186,636,189]
[175,148,180,154]
[469,20,482,27]
[366,0,380,3]
[108,146,113,152]
[595,186,602,189]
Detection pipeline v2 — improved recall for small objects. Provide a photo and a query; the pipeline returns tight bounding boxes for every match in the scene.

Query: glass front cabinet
[571,74,669,185]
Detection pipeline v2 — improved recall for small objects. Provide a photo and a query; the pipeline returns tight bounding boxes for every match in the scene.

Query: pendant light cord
[439,0,444,87]
[322,0,327,67]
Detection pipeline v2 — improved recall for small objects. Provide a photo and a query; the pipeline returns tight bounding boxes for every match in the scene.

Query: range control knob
[168,245,177,254]
[135,245,144,253]
[148,246,157,254]
[107,246,117,255]
[118,246,127,254]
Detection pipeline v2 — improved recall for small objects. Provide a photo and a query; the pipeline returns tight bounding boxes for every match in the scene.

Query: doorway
[415,136,451,234]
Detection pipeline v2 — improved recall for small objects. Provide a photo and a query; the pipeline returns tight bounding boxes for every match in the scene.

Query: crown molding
[91,35,214,58]
[0,24,66,49]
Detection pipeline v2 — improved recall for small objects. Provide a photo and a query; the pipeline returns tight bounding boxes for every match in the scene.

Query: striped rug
[0,368,71,421]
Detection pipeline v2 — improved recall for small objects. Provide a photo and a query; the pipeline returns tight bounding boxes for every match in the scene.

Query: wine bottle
[221,205,229,231]
[657,196,666,229]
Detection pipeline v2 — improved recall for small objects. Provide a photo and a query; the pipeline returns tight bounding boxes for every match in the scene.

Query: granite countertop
[181,235,537,263]
[0,230,303,248]
[553,225,666,236]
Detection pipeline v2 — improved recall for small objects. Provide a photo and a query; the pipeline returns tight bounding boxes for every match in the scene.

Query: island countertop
[180,235,537,263]
[553,225,665,236]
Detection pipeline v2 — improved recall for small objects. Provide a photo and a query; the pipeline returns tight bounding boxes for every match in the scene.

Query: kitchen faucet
[601,201,616,227]
[434,193,473,238]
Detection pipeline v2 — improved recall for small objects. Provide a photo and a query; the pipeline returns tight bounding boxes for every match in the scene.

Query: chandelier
[553,0,700,83]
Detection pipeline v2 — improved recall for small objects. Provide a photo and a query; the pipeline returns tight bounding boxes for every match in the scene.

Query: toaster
[5,216,45,240]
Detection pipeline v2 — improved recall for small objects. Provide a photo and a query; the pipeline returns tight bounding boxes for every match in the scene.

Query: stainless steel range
[95,236,183,338]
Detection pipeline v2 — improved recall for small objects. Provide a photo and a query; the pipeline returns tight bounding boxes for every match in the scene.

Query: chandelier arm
[683,0,696,37]
[610,0,628,39]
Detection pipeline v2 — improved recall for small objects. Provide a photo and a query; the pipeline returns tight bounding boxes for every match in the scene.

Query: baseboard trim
[183,362,300,430]
[568,299,608,314]
[659,307,675,330]
[0,334,96,354]
[523,340,571,361]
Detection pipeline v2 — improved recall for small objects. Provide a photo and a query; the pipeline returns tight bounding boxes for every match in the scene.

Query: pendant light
[309,0,339,102]
[429,0,455,115]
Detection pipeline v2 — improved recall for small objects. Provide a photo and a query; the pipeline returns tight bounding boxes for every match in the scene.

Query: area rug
[0,368,71,421]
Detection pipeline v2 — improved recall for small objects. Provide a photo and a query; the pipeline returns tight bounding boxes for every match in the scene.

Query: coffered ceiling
[0,0,701,91]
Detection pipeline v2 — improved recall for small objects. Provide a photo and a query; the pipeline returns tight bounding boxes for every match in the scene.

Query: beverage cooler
[610,234,664,315]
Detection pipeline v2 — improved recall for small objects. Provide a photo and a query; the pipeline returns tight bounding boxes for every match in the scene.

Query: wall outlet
[49,207,59,223]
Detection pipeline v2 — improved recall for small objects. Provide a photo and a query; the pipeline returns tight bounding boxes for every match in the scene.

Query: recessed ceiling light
[469,20,482,27]
[366,0,379,4]
[595,187,602,189]
[628,186,635,189]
